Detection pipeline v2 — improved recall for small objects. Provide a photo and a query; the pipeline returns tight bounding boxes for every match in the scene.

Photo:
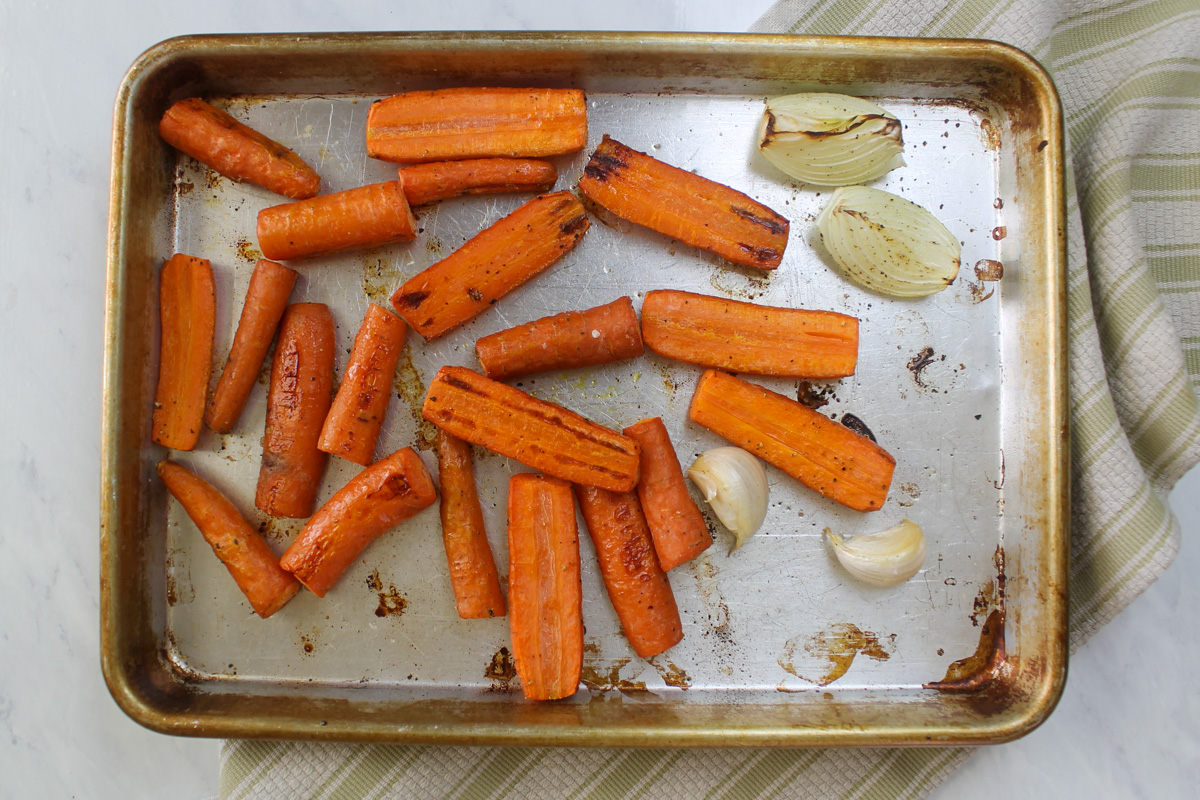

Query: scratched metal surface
[161,90,1015,703]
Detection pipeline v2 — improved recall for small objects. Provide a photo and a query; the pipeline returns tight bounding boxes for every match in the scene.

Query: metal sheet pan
[102,32,1067,746]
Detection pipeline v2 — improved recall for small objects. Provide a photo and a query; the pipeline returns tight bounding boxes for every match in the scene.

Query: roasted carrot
[159,97,321,200]
[366,87,588,163]
[280,447,437,597]
[157,460,300,618]
[688,370,895,512]
[475,297,644,381]
[578,135,789,270]
[507,473,583,701]
[640,289,858,379]
[392,191,589,340]
[204,259,298,434]
[574,485,683,659]
[318,304,408,466]
[398,158,558,206]
[152,253,215,451]
[436,430,507,619]
[256,180,417,261]
[422,366,642,493]
[622,417,711,570]
[255,303,335,519]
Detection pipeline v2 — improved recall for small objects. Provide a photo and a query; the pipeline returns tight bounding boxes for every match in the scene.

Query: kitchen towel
[220,1,1200,797]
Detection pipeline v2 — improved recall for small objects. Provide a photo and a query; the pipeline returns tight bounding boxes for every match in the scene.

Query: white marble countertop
[1,1,1196,797]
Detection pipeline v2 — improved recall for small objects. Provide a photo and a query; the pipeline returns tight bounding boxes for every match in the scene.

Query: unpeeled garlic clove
[816,185,961,297]
[686,447,768,551]
[758,93,906,186]
[825,519,926,587]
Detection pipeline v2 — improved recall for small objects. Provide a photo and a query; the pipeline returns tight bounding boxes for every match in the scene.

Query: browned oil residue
[204,168,224,191]
[257,516,302,544]
[178,181,195,195]
[897,481,921,508]
[979,117,1000,151]
[581,655,645,695]
[925,609,1007,691]
[796,380,834,410]
[235,238,262,263]
[362,258,401,304]
[690,555,731,633]
[778,623,893,686]
[484,647,519,692]
[971,546,1007,627]
[393,347,437,450]
[991,226,1007,241]
[300,634,316,656]
[968,259,1004,303]
[651,660,692,689]
[907,346,944,390]
[367,569,408,618]
[425,235,444,256]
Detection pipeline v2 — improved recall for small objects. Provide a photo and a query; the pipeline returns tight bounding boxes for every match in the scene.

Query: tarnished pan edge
[101,31,1068,747]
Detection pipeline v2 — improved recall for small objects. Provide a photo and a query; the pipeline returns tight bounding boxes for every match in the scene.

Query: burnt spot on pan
[300,633,316,657]
[367,569,408,618]
[650,659,693,689]
[580,642,646,695]
[925,609,1007,692]
[967,259,1004,303]
[392,348,437,450]
[778,623,894,686]
[839,413,877,442]
[796,380,835,410]
[361,258,400,304]
[235,237,261,263]
[484,647,519,693]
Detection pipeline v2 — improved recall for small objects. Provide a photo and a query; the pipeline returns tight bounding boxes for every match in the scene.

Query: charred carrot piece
[398,158,558,206]
[574,485,683,659]
[318,304,408,466]
[159,97,321,199]
[255,303,335,519]
[436,431,507,619]
[392,191,589,341]
[578,136,789,270]
[641,289,858,379]
[157,460,300,618]
[205,259,298,434]
[280,447,437,597]
[622,417,711,570]
[689,370,895,512]
[422,366,641,493]
[475,297,643,381]
[152,253,215,451]
[367,87,587,164]
[257,180,417,261]
[507,473,583,701]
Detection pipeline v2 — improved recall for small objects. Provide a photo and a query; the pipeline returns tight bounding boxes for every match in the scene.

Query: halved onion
[758,93,905,186]
[816,186,961,297]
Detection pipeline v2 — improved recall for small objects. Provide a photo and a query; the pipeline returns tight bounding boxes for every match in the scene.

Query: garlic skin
[816,185,961,297]
[686,447,768,551]
[825,520,926,587]
[759,93,906,186]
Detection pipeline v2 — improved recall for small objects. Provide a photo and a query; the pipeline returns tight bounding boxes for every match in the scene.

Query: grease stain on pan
[778,623,894,686]
[367,569,408,618]
[484,646,519,693]
[650,659,693,689]
[362,258,401,304]
[926,609,1008,691]
[967,259,1004,303]
[392,347,437,450]
[235,238,262,263]
[580,642,646,696]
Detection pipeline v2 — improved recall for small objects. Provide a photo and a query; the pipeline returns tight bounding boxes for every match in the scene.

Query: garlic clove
[686,447,768,551]
[759,93,906,186]
[825,519,926,587]
[816,185,961,297]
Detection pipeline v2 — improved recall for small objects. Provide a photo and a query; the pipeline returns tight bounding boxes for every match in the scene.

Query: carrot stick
[398,158,558,206]
[318,304,409,466]
[256,180,417,261]
[688,370,895,512]
[474,297,644,381]
[159,97,321,200]
[280,447,437,597]
[435,430,507,619]
[578,135,789,270]
[157,460,300,618]
[622,417,711,570]
[507,473,583,701]
[392,191,589,341]
[152,253,215,451]
[641,289,858,379]
[422,366,641,492]
[573,485,683,659]
[366,87,588,163]
[255,303,335,519]
[205,259,298,434]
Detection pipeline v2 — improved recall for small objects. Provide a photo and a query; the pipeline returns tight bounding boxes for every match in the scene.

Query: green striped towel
[220,2,1200,797]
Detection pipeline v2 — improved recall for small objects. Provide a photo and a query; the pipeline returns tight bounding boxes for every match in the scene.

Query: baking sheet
[102,33,1067,746]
